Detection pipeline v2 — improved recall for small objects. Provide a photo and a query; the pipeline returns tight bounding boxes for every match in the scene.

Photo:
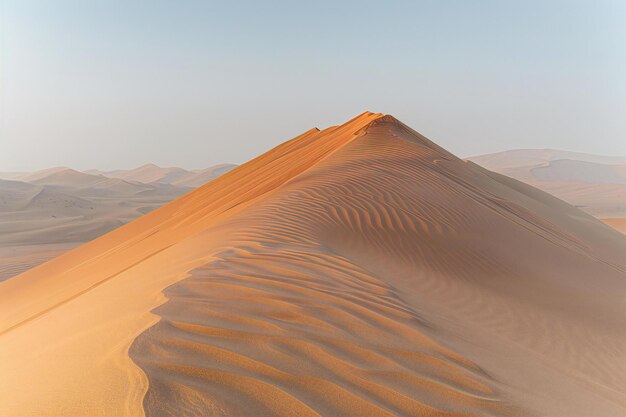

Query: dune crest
[1,112,625,416]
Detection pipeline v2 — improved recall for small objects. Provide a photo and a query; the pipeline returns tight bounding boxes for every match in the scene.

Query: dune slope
[1,113,625,417]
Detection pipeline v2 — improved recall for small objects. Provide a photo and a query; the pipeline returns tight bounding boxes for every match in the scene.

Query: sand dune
[469,150,626,233]
[104,163,192,184]
[1,113,625,416]
[529,160,626,184]
[469,149,626,170]
[14,166,72,183]
[26,168,112,188]
[99,163,237,186]
[0,171,30,180]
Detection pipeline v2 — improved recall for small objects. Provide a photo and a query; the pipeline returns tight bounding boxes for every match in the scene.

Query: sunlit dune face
[601,218,626,234]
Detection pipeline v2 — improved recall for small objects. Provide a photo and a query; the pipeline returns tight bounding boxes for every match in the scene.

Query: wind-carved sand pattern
[1,113,626,416]
[132,252,508,417]
[131,118,511,416]
[131,116,626,416]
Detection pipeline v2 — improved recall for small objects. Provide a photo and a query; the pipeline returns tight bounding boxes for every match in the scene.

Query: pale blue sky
[1,0,625,170]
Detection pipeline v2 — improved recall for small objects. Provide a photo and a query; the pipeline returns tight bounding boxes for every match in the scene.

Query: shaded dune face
[130,116,626,416]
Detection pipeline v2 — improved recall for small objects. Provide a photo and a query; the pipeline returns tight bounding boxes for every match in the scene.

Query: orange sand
[601,218,626,234]
[1,113,625,416]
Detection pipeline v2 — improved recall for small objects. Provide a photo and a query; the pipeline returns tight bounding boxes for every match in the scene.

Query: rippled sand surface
[1,113,625,416]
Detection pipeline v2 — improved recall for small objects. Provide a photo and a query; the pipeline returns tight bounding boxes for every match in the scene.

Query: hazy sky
[1,0,625,171]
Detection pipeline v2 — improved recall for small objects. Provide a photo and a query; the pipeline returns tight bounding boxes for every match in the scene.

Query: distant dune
[0,163,235,281]
[1,113,625,416]
[12,166,72,183]
[95,163,237,187]
[469,148,626,170]
[103,163,192,184]
[174,164,238,187]
[469,149,626,233]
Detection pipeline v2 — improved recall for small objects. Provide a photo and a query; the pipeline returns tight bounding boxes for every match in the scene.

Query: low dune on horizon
[469,149,626,233]
[1,113,626,416]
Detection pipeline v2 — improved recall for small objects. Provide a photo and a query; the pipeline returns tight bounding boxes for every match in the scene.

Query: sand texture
[1,113,625,416]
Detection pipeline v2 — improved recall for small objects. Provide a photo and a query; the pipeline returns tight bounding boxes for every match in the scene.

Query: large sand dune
[1,113,625,416]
